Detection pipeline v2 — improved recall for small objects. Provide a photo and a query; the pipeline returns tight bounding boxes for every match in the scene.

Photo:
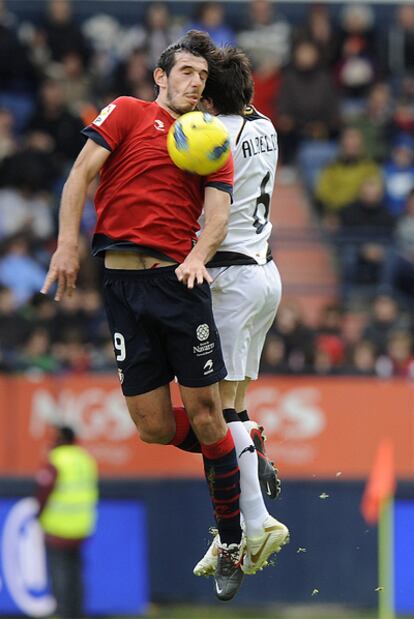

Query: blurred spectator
[0,108,18,161]
[237,0,291,69]
[0,0,17,30]
[28,292,59,333]
[17,328,59,373]
[57,50,94,116]
[79,288,109,344]
[337,176,394,300]
[259,334,290,374]
[187,2,235,46]
[316,303,344,337]
[251,57,281,127]
[390,96,414,138]
[118,2,181,68]
[0,186,54,241]
[344,340,377,376]
[382,133,414,217]
[312,345,338,375]
[363,294,408,355]
[0,20,37,93]
[350,82,393,162]
[81,13,121,91]
[376,329,414,378]
[384,5,414,82]
[0,234,47,305]
[0,284,31,352]
[314,303,345,367]
[26,78,85,165]
[90,338,117,372]
[314,126,381,219]
[340,309,369,348]
[53,330,92,373]
[277,39,339,166]
[270,300,314,372]
[335,4,377,114]
[112,48,153,99]
[379,189,414,306]
[51,290,86,342]
[294,4,338,69]
[0,134,61,194]
[41,0,89,64]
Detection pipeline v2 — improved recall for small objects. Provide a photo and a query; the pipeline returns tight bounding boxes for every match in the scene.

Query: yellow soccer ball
[167,111,231,175]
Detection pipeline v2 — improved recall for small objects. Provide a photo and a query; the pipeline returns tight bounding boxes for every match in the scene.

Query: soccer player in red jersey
[41,31,243,601]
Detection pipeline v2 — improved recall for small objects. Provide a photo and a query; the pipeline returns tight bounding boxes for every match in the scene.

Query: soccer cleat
[193,529,220,577]
[242,515,290,575]
[244,420,281,499]
[214,541,244,601]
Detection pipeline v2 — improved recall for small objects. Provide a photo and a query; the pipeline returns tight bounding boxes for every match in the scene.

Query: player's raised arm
[175,185,231,288]
[41,139,110,301]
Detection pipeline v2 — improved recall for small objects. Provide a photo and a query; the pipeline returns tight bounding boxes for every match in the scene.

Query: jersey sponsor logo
[93,103,116,126]
[193,341,215,357]
[203,359,213,375]
[196,324,210,341]
[154,119,165,131]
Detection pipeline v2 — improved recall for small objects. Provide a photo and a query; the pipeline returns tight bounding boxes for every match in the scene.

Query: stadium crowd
[0,0,414,377]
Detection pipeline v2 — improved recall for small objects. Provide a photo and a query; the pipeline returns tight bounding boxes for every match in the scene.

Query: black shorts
[103,267,227,396]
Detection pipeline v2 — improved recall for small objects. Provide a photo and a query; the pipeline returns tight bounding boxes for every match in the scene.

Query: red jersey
[82,97,234,262]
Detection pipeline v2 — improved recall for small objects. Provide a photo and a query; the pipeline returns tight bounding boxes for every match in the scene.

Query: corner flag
[361,438,396,525]
[361,439,396,619]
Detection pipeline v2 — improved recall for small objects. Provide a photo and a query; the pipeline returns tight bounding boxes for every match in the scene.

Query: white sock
[228,420,268,538]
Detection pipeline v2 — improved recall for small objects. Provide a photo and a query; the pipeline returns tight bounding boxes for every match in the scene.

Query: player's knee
[189,399,220,434]
[138,425,173,445]
[130,415,175,445]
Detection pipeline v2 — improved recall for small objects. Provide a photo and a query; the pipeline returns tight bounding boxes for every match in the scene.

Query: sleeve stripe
[205,181,233,198]
[81,127,112,152]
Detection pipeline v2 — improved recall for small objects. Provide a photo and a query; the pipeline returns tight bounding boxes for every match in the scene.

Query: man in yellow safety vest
[35,425,98,619]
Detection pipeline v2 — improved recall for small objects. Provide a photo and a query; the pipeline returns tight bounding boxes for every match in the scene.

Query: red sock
[169,407,201,453]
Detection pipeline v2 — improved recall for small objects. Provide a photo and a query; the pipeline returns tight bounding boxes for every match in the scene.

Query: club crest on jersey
[196,324,210,341]
[93,103,116,126]
[154,119,165,131]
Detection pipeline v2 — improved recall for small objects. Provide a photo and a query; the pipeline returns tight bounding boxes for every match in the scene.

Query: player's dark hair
[157,29,217,76]
[203,46,254,115]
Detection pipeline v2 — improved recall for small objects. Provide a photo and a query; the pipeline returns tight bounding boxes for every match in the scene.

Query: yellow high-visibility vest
[39,444,98,539]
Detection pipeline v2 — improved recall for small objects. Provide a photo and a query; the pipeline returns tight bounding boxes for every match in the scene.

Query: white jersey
[213,107,278,265]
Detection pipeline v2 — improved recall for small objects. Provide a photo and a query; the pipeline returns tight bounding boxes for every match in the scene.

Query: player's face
[164,52,209,116]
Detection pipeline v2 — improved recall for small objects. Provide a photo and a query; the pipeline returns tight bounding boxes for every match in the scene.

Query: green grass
[145,605,406,619]
[10,607,413,619]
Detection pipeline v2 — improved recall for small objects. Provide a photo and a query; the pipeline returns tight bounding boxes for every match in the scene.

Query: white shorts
[209,261,282,381]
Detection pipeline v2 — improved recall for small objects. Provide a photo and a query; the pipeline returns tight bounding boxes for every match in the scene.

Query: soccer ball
[167,111,231,175]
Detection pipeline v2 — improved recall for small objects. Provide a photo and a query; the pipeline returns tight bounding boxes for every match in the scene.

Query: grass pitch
[147,605,406,619]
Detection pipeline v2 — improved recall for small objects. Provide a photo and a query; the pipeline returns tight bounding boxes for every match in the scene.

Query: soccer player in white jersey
[193,46,289,577]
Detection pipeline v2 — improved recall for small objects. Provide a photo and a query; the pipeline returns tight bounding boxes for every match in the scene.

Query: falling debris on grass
[311,589,320,596]
[297,547,307,553]
[375,587,384,592]
[319,492,330,499]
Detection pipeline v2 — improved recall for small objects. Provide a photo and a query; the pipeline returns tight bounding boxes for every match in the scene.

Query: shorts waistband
[104,265,178,280]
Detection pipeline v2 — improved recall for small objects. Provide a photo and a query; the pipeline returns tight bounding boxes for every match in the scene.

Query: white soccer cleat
[242,515,290,575]
[193,530,220,577]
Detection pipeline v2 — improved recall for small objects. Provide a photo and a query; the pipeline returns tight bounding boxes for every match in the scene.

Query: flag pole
[378,496,395,619]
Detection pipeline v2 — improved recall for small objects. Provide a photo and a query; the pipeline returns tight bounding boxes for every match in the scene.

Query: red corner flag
[361,439,396,525]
